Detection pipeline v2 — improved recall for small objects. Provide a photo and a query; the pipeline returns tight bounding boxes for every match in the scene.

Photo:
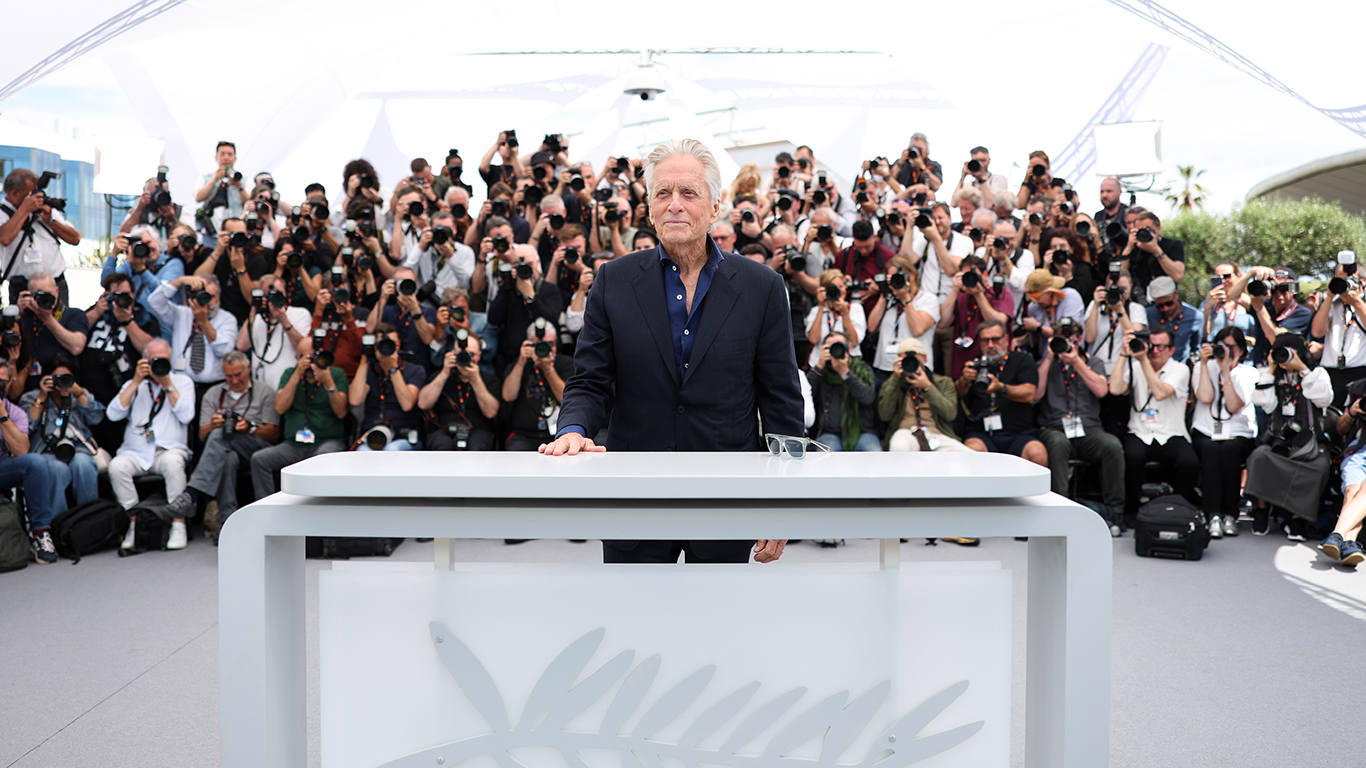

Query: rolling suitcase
[1134,494,1210,561]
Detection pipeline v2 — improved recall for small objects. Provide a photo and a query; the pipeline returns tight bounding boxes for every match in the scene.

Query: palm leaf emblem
[376,623,984,768]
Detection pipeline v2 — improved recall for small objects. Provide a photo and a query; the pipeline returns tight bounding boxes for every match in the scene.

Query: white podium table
[219,451,1110,768]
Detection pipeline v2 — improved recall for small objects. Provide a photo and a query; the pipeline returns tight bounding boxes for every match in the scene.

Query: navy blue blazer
[559,244,804,452]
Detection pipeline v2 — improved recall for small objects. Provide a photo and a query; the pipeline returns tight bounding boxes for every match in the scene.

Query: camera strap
[1335,300,1366,368]
[136,382,168,434]
[1127,358,1156,414]
[0,203,55,285]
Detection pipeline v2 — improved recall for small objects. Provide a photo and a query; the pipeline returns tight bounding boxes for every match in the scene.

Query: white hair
[128,224,155,239]
[971,209,998,228]
[143,338,172,358]
[643,139,722,206]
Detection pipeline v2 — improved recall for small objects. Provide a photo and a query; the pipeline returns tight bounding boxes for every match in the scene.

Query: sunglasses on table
[765,434,831,459]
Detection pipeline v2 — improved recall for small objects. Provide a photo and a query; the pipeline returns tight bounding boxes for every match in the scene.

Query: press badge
[1063,415,1085,439]
[173,356,187,371]
[983,413,1003,432]
[144,428,156,444]
[23,246,39,265]
[1212,421,1229,440]
[1282,403,1296,417]
[295,427,315,444]
[1142,408,1159,424]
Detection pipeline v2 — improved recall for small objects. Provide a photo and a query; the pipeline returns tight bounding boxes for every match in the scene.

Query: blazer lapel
[631,257,681,386]
[683,259,740,386]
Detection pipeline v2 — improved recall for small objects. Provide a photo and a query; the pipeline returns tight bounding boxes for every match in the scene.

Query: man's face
[30,275,57,299]
[8,178,35,204]
[794,147,814,165]
[911,139,929,160]
[957,200,977,224]
[648,154,719,249]
[223,360,250,393]
[449,190,470,213]
[1031,290,1057,309]
[107,278,134,300]
[216,145,236,168]
[1100,179,1121,209]
[711,225,735,251]
[417,165,434,183]
[971,151,989,172]
[1124,211,1139,231]
[224,219,247,235]
[202,283,221,311]
[1272,281,1295,311]
[490,225,515,258]
[932,206,951,236]
[854,236,876,256]
[399,192,423,214]
[1152,291,1180,320]
[1147,333,1174,368]
[978,327,1006,357]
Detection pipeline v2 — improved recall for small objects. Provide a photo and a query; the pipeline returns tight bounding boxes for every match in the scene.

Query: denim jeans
[816,432,884,452]
[356,439,415,451]
[0,453,54,529]
[42,452,99,516]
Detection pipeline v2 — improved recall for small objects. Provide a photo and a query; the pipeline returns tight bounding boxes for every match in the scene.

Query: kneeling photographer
[418,330,499,451]
[184,351,280,538]
[807,332,881,452]
[879,338,967,452]
[956,319,1047,466]
[349,324,426,451]
[19,354,104,519]
[250,338,349,500]
[1311,250,1366,408]
[1243,334,1334,539]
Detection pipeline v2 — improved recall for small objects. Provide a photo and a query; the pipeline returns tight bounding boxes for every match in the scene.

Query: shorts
[965,429,1038,457]
[1342,449,1366,493]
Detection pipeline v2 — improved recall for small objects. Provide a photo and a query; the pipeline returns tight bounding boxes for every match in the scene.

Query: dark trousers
[425,429,495,451]
[1325,366,1366,410]
[602,540,753,564]
[505,429,553,452]
[1099,393,1131,439]
[1191,432,1255,519]
[1038,426,1125,514]
[249,440,346,499]
[1123,434,1200,514]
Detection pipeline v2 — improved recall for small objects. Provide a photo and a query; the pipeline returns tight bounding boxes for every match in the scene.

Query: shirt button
[672,265,678,271]
[676,294,683,300]
[677,404,686,413]
[683,329,689,336]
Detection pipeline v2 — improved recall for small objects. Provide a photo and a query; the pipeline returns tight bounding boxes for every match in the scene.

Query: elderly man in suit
[540,138,804,564]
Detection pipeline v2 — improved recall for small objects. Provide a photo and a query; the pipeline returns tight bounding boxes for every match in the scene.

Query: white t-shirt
[908,228,974,304]
[975,246,1034,316]
[249,307,312,388]
[1120,357,1191,445]
[1321,298,1366,369]
[871,290,940,373]
[1084,300,1147,375]
[1191,360,1259,439]
[0,206,68,280]
[804,304,868,368]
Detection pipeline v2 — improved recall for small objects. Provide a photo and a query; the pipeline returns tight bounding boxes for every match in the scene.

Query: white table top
[280,451,1049,501]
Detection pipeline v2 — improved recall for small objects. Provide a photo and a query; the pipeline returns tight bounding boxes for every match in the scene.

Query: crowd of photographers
[0,131,1361,568]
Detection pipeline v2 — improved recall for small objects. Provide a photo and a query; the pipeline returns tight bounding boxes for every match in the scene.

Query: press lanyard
[137,382,168,432]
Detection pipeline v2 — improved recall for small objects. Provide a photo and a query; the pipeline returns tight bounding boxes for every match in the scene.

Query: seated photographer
[149,276,239,390]
[431,287,494,371]
[1319,390,1366,566]
[1244,334,1334,539]
[1226,265,1312,366]
[250,339,349,499]
[183,351,279,534]
[14,272,89,377]
[349,324,426,451]
[807,332,880,452]
[1109,328,1200,524]
[237,272,310,388]
[1119,210,1185,300]
[418,330,499,451]
[805,270,866,369]
[0,359,57,563]
[0,167,81,305]
[501,319,573,451]
[1191,328,1258,539]
[81,273,161,452]
[1034,318,1125,536]
[1144,276,1201,364]
[1084,267,1146,376]
[19,354,102,521]
[366,266,439,371]
[102,226,186,325]
[106,339,196,550]
[879,338,968,452]
[311,286,364,379]
[956,319,1047,465]
[939,255,1012,377]
[190,217,270,325]
[867,259,939,388]
[414,211,476,307]
[489,245,563,372]
[1311,251,1366,407]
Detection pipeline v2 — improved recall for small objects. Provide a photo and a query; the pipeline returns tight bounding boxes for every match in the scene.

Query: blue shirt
[102,252,185,338]
[1147,301,1203,363]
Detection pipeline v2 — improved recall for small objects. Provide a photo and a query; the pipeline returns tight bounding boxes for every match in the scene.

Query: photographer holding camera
[489,245,563,372]
[545,224,591,308]
[951,146,1008,211]
[119,172,181,246]
[183,351,279,537]
[1310,251,1366,407]
[939,256,1012,377]
[19,353,104,521]
[980,219,1033,316]
[1318,382,1366,565]
[902,202,972,308]
[431,149,472,205]
[1094,177,1128,238]
[1120,211,1185,299]
[1144,276,1201,364]
[503,320,572,451]
[836,220,896,313]
[106,339,196,549]
[81,274,161,453]
[805,270,866,369]
[1035,317,1125,535]
[193,142,248,242]
[892,133,942,196]
[103,226,186,329]
[867,259,939,383]
[14,272,89,372]
[1021,269,1085,355]
[236,273,309,388]
[1191,327,1258,539]
[349,323,426,451]
[0,168,81,305]
[1225,265,1312,366]
[270,238,320,311]
[956,319,1047,466]
[250,337,350,498]
[478,131,527,194]
[389,187,431,270]
[0,358,58,563]
[1109,327,1200,525]
[1084,267,1146,434]
[807,332,880,452]
[341,160,384,223]
[879,338,967,452]
[418,330,499,451]
[1244,334,1334,539]
[367,266,438,370]
[414,210,476,308]
[191,217,270,324]
[150,276,239,395]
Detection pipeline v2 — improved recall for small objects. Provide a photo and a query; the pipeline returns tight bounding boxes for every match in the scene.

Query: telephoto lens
[788,253,807,272]
[150,358,172,377]
[194,290,212,306]
[1106,221,1125,240]
[967,159,982,174]
[332,287,351,305]
[915,213,932,228]
[534,341,552,358]
[456,350,472,367]
[492,235,510,253]
[397,278,418,296]
[1075,221,1092,238]
[1271,346,1293,365]
[1106,285,1125,305]
[1049,336,1071,355]
[286,252,303,270]
[740,210,756,223]
[1247,280,1270,298]
[961,271,980,290]
[828,341,848,360]
[902,353,920,375]
[1028,212,1043,227]
[548,213,564,229]
[1330,277,1349,295]
[451,306,467,323]
[312,349,335,369]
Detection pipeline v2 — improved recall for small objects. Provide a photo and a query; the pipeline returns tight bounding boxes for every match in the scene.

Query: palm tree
[1166,165,1208,211]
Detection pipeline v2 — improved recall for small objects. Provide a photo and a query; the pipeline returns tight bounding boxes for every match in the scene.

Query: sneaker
[1284,517,1307,542]
[166,521,188,550]
[1319,532,1345,561]
[167,491,194,521]
[1208,515,1223,540]
[1222,515,1239,537]
[30,530,57,564]
[203,500,221,537]
[1341,540,1365,567]
[120,518,137,549]
[814,539,845,548]
[941,537,980,547]
[1251,507,1271,536]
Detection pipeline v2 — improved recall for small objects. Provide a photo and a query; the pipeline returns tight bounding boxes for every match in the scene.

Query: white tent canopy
[3,0,1366,216]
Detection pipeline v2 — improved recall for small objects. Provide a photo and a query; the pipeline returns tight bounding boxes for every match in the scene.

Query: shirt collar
[658,235,726,271]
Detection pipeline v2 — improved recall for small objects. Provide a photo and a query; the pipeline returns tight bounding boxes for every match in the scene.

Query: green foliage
[1163,197,1366,305]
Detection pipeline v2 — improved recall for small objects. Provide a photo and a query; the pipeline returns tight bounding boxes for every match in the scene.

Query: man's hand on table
[538,432,607,455]
[754,539,786,563]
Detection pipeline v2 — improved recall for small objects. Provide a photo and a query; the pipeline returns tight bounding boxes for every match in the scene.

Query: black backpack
[0,500,28,572]
[50,499,126,563]
[116,495,175,556]
[1134,493,1210,561]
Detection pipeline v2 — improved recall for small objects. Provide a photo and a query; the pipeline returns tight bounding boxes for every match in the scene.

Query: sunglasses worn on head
[766,433,831,459]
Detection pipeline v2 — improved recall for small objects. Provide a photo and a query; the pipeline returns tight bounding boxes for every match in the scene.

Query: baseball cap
[1024,269,1065,295]
[896,338,926,355]
[530,151,554,167]
[1273,267,1297,282]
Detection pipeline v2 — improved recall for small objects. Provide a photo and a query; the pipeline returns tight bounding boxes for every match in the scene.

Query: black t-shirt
[1250,302,1313,366]
[78,306,162,406]
[360,359,428,432]
[963,351,1038,434]
[1128,237,1185,299]
[200,248,272,324]
[479,163,517,193]
[380,305,440,373]
[503,354,574,434]
[430,370,500,436]
[23,306,89,374]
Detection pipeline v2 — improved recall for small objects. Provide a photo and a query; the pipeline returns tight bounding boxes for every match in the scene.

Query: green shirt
[278,366,349,445]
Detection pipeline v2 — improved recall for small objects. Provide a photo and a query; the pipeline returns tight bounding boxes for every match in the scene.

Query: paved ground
[2,528,1362,768]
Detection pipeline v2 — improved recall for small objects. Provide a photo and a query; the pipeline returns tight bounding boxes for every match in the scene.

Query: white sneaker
[166,521,188,550]
[1208,516,1223,539]
[120,519,137,549]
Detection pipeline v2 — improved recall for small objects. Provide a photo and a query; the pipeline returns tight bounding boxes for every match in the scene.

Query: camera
[777,165,791,179]
[969,356,1001,392]
[1247,279,1270,298]
[332,286,351,305]
[32,290,56,311]
[363,425,394,451]
[824,284,841,302]
[1330,277,1351,295]
[1049,336,1071,355]
[286,251,303,271]
[967,159,982,174]
[885,211,901,227]
[356,255,375,274]
[223,166,243,183]
[492,235,510,254]
[816,224,833,241]
[786,250,807,273]
[1053,249,1071,266]
[740,209,756,224]
[110,291,134,310]
[431,225,452,246]
[35,171,66,211]
[373,336,398,358]
[604,203,622,224]
[405,200,424,220]
[563,247,579,265]
[1135,227,1155,243]
[504,129,518,148]
[1028,212,1044,227]
[548,213,564,230]
[51,372,74,390]
[914,210,932,229]
[902,352,921,376]
[496,263,515,288]
[569,171,585,193]
[131,241,151,259]
[1030,164,1047,178]
[961,271,981,290]
[1059,201,1073,215]
[149,357,173,377]
[828,341,848,360]
[397,278,418,296]
[1106,284,1125,305]
[1075,221,1092,238]
[1128,330,1150,354]
[533,339,553,359]
[1212,344,1226,360]
[887,272,908,293]
[222,410,240,437]
[229,231,249,249]
[812,190,827,206]
[514,263,534,281]
[193,290,213,306]
[992,236,1009,251]
[908,146,920,160]
[523,186,545,207]
[968,227,985,243]
[310,347,335,369]
[1105,221,1126,242]
[177,234,198,254]
[776,195,794,211]
[1271,346,1293,365]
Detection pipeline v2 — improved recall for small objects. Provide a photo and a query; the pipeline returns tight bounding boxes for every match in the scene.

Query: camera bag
[117,495,175,556]
[1134,494,1209,561]
[50,498,126,563]
[0,500,29,572]
[305,536,403,560]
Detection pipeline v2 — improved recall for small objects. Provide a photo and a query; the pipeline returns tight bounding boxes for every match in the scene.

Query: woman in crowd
[18,354,104,517]
[1190,327,1258,538]
[1203,260,1254,341]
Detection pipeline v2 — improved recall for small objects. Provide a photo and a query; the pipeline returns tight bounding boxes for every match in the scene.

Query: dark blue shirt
[1146,301,1203,363]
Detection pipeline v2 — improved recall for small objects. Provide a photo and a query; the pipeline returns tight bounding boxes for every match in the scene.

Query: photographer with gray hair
[0,167,81,305]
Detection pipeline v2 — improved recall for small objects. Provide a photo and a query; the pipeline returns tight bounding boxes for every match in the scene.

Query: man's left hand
[754,539,786,563]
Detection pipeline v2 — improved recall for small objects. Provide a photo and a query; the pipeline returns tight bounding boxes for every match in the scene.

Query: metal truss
[1052,43,1169,182]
